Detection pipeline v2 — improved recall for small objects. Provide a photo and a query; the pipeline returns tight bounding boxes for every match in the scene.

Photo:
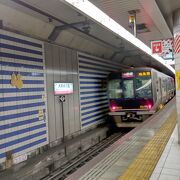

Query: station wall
[0,29,48,164]
[44,43,80,143]
[0,28,123,164]
[78,52,122,129]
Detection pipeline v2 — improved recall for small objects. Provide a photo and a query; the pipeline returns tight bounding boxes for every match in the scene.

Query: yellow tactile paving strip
[119,109,177,180]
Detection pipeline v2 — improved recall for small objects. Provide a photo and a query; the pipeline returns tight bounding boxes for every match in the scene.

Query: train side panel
[151,69,161,110]
[151,69,175,109]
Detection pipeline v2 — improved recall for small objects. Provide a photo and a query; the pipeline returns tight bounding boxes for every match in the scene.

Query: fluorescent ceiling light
[63,0,175,74]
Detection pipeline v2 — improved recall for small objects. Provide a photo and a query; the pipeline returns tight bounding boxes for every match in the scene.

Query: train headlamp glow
[144,104,152,110]
[111,106,116,111]
[140,104,152,110]
[147,104,152,109]
[110,105,122,111]
[63,0,175,74]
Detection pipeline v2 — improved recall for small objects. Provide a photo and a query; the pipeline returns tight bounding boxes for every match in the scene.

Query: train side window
[135,77,152,98]
[156,80,159,92]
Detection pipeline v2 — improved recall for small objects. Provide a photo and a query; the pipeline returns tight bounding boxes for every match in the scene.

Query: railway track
[42,130,130,180]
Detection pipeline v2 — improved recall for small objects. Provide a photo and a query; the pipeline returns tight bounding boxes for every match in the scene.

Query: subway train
[107,67,175,127]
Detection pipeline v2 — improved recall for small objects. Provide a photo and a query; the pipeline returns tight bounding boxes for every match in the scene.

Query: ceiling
[0,0,179,76]
[155,0,180,31]
[90,0,172,44]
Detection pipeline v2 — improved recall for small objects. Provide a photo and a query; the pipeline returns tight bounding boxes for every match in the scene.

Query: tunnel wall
[0,29,49,164]
[78,52,122,129]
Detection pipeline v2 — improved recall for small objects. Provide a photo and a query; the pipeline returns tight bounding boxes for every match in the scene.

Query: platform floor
[66,99,176,180]
[150,125,180,180]
[0,98,177,180]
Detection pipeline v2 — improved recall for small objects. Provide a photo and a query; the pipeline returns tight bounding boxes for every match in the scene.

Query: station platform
[150,125,179,180]
[66,98,177,180]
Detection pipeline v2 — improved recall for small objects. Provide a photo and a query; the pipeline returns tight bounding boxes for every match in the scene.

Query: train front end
[108,70,155,126]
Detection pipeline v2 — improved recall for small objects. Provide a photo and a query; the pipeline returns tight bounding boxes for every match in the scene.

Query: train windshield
[108,79,122,98]
[108,73,152,99]
[122,80,134,98]
[135,76,152,98]
[108,79,135,99]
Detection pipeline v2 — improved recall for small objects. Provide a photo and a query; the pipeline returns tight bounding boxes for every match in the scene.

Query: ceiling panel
[20,0,85,24]
[89,0,170,46]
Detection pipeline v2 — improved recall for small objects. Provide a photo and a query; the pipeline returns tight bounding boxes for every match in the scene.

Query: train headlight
[110,105,122,111]
[111,106,117,111]
[144,104,152,110]
[148,104,152,109]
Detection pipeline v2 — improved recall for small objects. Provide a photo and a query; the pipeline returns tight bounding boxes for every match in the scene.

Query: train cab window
[122,80,134,98]
[135,77,152,98]
[108,79,122,99]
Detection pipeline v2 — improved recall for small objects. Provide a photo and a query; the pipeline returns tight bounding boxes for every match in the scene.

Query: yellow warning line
[119,109,176,180]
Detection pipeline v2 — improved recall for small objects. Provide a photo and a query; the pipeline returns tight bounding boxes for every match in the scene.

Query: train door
[160,78,167,103]
[151,70,157,103]
[158,78,163,103]
[165,78,169,101]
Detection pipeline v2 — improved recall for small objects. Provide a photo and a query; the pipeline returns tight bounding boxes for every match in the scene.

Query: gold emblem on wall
[38,109,44,120]
[11,72,23,89]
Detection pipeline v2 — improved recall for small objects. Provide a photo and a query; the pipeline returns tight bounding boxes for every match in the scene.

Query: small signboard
[59,95,65,102]
[137,72,151,76]
[151,41,162,54]
[151,38,174,65]
[122,72,134,78]
[176,71,180,90]
[161,38,174,61]
[174,34,180,54]
[54,83,73,95]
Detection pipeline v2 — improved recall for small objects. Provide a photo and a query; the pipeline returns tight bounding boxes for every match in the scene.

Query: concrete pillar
[173,8,180,143]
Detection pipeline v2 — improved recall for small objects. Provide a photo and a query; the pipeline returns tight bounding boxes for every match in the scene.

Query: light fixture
[63,0,175,74]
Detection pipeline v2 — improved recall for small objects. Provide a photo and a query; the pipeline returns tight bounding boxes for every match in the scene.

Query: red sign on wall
[151,41,162,54]
[174,34,180,54]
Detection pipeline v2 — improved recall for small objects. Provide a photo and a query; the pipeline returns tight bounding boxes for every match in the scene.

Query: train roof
[121,67,155,72]
[109,67,174,78]
[111,67,166,73]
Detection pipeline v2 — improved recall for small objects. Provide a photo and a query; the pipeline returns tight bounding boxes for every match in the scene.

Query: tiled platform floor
[150,125,180,180]
[66,99,175,180]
